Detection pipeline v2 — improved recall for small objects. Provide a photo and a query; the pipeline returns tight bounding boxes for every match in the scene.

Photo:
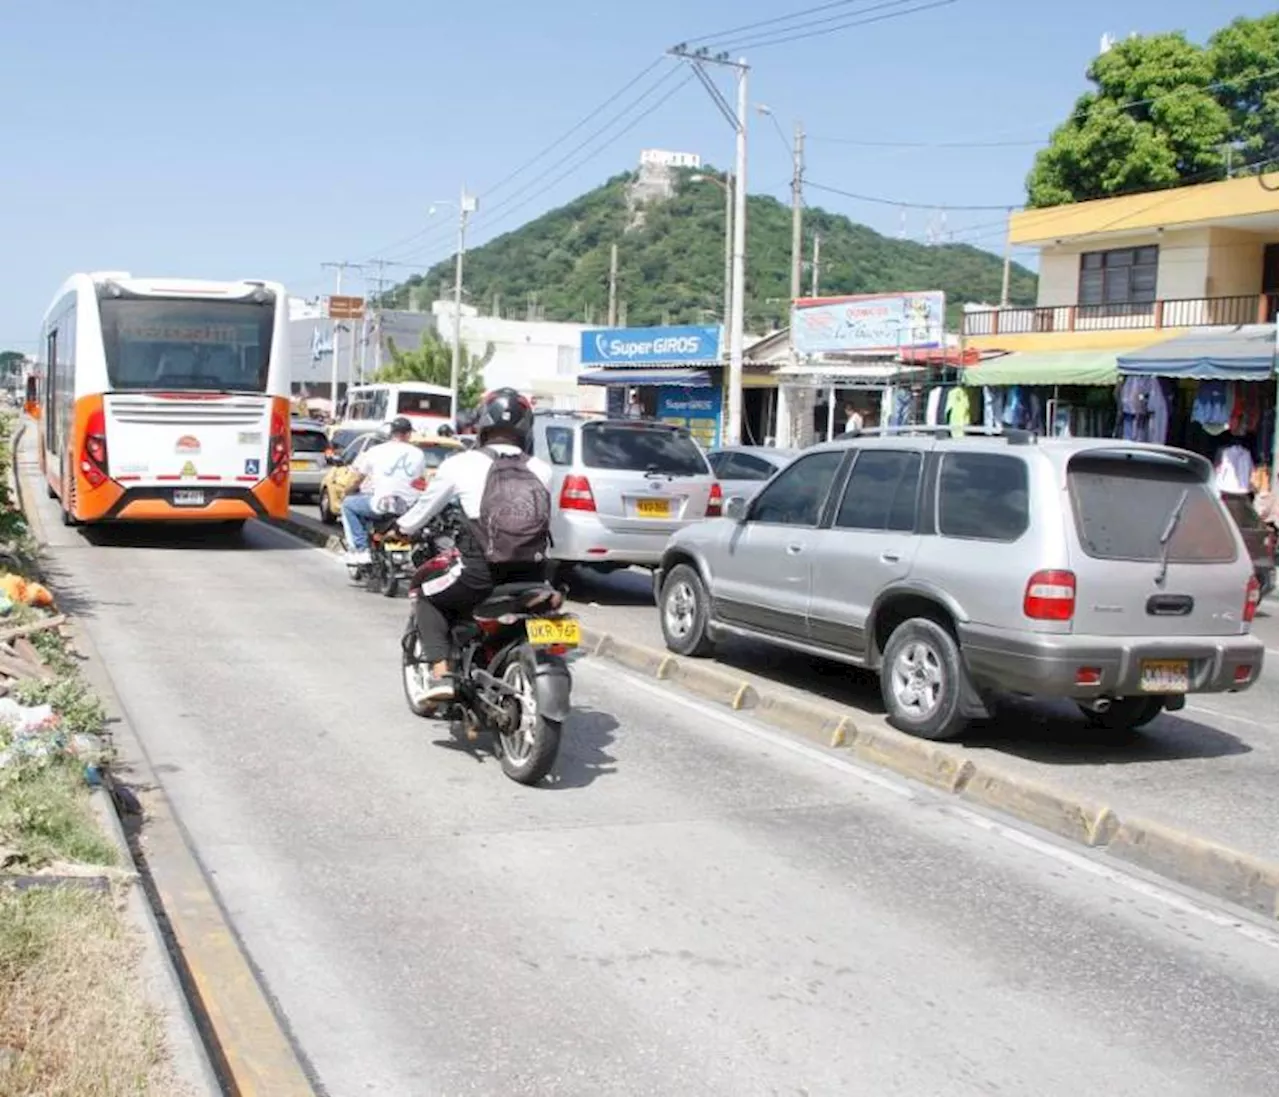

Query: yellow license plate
[1139,659,1189,693]
[636,498,671,518]
[289,460,309,470]
[526,617,581,647]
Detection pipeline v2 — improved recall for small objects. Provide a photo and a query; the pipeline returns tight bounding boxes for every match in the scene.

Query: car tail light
[1024,569,1076,621]
[559,475,596,512]
[269,411,289,486]
[1244,574,1261,623]
[80,408,109,488]
[706,482,723,518]
[1075,667,1102,686]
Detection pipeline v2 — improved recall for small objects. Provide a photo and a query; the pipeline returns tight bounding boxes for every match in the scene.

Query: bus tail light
[80,408,109,488]
[269,411,289,486]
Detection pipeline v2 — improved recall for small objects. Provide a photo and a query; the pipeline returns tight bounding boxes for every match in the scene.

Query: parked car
[705,446,798,502]
[655,429,1265,741]
[1220,493,1276,597]
[529,413,721,579]
[317,432,463,524]
[289,420,332,502]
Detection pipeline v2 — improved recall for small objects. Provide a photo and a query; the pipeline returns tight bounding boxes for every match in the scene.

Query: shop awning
[1116,325,1277,380]
[577,367,715,387]
[960,349,1119,387]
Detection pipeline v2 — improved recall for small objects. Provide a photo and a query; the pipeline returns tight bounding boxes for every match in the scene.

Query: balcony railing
[963,292,1277,338]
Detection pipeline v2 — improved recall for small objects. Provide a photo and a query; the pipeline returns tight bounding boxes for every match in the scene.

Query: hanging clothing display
[945,386,972,437]
[1214,443,1255,495]
[982,386,1004,429]
[1117,375,1172,445]
[1191,380,1232,434]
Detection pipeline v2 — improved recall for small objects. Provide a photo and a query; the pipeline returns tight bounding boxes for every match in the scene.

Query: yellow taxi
[317,432,464,524]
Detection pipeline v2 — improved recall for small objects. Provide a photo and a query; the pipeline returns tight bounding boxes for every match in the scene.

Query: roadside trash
[0,573,53,608]
[0,698,55,734]
[0,595,14,616]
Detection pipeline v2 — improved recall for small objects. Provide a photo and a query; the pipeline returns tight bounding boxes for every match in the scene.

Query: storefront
[958,349,1122,436]
[578,324,725,448]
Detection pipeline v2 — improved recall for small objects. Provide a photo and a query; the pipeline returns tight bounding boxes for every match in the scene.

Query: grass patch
[0,762,117,869]
[0,886,185,1096]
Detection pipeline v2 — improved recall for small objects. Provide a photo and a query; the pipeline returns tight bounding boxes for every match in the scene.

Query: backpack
[474,446,551,564]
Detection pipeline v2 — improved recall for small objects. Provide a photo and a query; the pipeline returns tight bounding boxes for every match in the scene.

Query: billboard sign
[791,291,945,356]
[328,294,366,320]
[580,324,722,367]
[657,385,722,449]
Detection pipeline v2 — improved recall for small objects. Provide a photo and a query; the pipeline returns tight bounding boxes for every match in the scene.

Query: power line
[806,179,1020,211]
[810,136,1043,149]
[717,0,956,52]
[682,0,914,49]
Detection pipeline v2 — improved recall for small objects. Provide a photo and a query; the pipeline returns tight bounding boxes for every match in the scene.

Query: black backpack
[474,446,551,564]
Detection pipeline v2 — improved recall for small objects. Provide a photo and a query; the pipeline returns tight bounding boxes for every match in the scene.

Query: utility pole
[669,44,750,446]
[449,188,479,425]
[999,209,1013,308]
[722,171,734,345]
[811,233,821,297]
[321,260,363,406]
[790,120,805,302]
[607,243,619,327]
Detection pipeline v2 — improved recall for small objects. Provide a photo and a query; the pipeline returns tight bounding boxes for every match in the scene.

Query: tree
[376,329,492,411]
[1026,31,1229,207]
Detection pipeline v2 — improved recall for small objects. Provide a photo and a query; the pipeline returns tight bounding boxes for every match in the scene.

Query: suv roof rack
[841,425,1039,445]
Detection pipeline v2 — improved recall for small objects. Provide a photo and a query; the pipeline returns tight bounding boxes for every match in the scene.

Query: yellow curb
[961,765,1119,848]
[852,726,974,793]
[1107,817,1280,917]
[754,693,847,748]
[665,658,760,709]
[598,635,666,676]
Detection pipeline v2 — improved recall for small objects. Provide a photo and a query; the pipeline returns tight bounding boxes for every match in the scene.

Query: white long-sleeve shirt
[397,444,552,534]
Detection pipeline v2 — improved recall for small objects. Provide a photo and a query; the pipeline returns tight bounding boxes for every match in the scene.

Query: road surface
[27,482,1277,1095]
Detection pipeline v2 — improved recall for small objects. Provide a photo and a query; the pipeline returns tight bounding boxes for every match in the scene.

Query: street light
[689,171,734,353]
[429,188,480,425]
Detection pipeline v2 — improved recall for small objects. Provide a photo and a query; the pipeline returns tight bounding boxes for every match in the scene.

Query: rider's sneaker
[346,549,372,565]
[423,673,455,702]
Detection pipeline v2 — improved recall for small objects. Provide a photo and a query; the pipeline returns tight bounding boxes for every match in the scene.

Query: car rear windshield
[291,430,328,453]
[1068,453,1237,563]
[580,424,709,476]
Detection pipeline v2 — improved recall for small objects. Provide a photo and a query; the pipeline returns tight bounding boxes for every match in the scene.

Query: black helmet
[475,388,534,447]
[388,416,413,436]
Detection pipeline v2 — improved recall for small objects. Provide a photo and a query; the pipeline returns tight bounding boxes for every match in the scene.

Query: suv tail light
[80,408,109,488]
[269,411,289,486]
[1244,573,1261,624]
[1024,569,1076,621]
[706,482,723,518]
[559,475,596,512]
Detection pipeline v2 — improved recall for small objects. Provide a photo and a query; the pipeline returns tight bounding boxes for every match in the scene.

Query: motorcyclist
[396,388,552,703]
[340,416,427,566]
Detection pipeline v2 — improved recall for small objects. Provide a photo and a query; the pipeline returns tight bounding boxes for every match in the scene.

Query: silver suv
[655,428,1265,740]
[530,413,720,579]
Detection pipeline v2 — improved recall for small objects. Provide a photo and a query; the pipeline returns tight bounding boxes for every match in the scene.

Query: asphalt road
[12,471,1275,1094]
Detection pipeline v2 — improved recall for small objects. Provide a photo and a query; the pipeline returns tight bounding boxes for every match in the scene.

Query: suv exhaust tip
[1086,697,1112,713]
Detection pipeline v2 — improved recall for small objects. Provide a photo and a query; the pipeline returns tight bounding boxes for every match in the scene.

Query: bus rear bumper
[104,486,269,522]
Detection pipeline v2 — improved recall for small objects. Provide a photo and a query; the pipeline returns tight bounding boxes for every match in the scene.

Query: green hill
[386,169,1037,332]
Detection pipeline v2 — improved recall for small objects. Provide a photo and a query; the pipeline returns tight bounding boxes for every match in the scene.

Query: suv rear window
[1068,453,1237,563]
[291,429,328,453]
[580,424,708,476]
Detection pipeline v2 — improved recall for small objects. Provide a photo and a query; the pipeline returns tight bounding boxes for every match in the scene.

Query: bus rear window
[99,298,275,393]
[397,391,451,417]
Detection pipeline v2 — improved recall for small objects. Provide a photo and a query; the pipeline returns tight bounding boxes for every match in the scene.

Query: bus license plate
[173,490,205,507]
[636,498,671,518]
[1139,659,1189,693]
[526,617,581,647]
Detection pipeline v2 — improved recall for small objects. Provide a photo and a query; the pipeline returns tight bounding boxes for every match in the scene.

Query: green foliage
[1027,14,1278,207]
[385,170,1035,332]
[12,677,107,739]
[374,329,491,411]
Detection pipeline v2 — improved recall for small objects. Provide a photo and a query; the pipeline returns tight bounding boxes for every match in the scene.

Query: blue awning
[577,367,715,387]
[1117,325,1277,380]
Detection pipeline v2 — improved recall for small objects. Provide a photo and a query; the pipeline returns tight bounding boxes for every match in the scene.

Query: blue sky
[1,0,1270,349]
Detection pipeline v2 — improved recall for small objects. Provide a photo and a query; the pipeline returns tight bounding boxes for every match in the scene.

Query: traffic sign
[328,295,365,320]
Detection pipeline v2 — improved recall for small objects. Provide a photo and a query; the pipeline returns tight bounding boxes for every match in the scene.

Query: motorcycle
[399,514,577,786]
[346,514,416,598]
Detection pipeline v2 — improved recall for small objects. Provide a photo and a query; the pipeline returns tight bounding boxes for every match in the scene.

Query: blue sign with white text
[580,324,722,366]
[657,385,723,449]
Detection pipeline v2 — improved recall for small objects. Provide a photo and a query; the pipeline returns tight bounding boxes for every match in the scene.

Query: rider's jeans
[340,493,378,552]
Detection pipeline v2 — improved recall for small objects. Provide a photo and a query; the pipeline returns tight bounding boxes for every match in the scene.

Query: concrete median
[960,765,1119,847]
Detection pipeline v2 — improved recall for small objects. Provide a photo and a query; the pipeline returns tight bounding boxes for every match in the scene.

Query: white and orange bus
[37,273,292,527]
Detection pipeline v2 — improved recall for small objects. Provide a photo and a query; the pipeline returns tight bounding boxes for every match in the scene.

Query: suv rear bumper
[551,513,674,567]
[960,625,1266,698]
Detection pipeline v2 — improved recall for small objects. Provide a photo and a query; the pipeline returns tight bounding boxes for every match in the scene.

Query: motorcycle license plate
[526,617,581,648]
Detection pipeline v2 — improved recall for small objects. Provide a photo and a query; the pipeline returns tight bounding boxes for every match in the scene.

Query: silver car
[655,428,1265,741]
[530,413,720,578]
[289,420,330,501]
[706,445,798,502]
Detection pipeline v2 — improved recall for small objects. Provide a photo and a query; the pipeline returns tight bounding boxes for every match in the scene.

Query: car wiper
[1155,488,1189,587]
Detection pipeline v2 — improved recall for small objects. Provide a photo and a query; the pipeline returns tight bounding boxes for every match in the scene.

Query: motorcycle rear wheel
[494,645,561,786]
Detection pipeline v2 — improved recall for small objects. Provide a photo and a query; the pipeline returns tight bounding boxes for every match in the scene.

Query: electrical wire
[680,0,908,48]
[806,179,1019,211]
[716,0,955,53]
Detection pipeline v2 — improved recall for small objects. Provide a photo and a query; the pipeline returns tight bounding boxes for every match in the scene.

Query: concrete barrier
[961,765,1119,847]
[853,726,974,794]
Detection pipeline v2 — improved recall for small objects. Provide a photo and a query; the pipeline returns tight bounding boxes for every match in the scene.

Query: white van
[339,382,452,436]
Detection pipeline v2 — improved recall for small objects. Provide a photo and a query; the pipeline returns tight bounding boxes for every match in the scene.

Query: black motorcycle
[346,514,416,598]
[399,516,576,786]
